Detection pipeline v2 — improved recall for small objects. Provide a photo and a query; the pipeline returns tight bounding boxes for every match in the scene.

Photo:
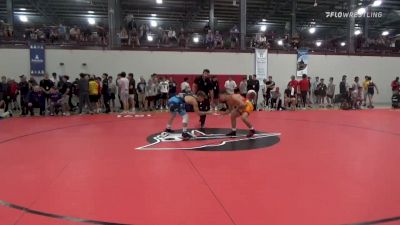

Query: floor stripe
[346,216,400,225]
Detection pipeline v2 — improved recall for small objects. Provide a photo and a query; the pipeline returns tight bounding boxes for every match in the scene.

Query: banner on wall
[30,43,45,76]
[255,48,268,80]
[296,48,309,77]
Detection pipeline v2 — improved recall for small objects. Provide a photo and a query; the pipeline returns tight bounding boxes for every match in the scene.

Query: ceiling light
[309,27,316,34]
[262,18,267,22]
[372,0,382,7]
[19,8,27,11]
[354,30,362,35]
[277,40,283,46]
[260,25,267,32]
[147,35,154,42]
[340,42,346,46]
[150,20,158,27]
[357,7,366,15]
[193,37,199,43]
[316,41,322,47]
[156,0,163,4]
[382,31,389,36]
[88,11,94,14]
[19,15,28,22]
[151,14,157,17]
[87,18,95,25]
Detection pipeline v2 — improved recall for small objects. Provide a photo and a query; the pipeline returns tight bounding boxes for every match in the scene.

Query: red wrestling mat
[0,109,400,225]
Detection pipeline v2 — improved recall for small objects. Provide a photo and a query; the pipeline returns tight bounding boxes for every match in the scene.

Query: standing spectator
[317,78,327,108]
[391,77,399,95]
[247,75,260,109]
[311,76,320,104]
[0,76,9,112]
[366,76,379,108]
[181,77,191,93]
[362,75,370,107]
[211,76,220,111]
[39,73,54,106]
[27,85,45,116]
[230,25,239,49]
[146,74,158,111]
[18,75,30,116]
[89,76,99,114]
[8,79,19,111]
[128,73,136,113]
[102,73,111,113]
[205,30,214,49]
[159,77,169,110]
[117,72,130,113]
[137,76,147,111]
[168,77,177,97]
[298,74,310,109]
[59,76,72,115]
[351,76,362,109]
[326,77,336,108]
[264,76,276,108]
[239,76,247,97]
[284,84,297,111]
[224,76,237,94]
[270,87,284,111]
[108,76,117,112]
[48,87,62,116]
[78,73,91,114]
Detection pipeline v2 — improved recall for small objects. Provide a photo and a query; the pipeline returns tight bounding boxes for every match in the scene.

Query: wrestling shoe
[182,132,192,141]
[247,129,256,138]
[164,128,174,133]
[226,131,237,137]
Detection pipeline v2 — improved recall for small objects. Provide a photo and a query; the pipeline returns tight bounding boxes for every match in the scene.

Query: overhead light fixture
[354,30,362,35]
[260,25,267,32]
[316,41,322,47]
[357,7,366,15]
[147,35,154,42]
[277,40,283,46]
[193,37,200,43]
[309,27,316,34]
[372,0,382,7]
[382,31,389,36]
[19,15,28,22]
[88,11,94,14]
[87,18,95,25]
[340,42,346,46]
[151,14,157,17]
[156,0,163,4]
[150,20,158,27]
[262,18,267,22]
[19,8,27,11]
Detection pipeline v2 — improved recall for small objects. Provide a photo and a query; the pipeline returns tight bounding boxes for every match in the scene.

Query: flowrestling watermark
[325,11,383,18]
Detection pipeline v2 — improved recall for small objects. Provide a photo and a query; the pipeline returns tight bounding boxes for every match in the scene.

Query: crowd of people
[1,70,399,119]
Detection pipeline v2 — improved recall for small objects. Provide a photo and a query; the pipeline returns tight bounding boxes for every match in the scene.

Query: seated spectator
[168,27,177,43]
[230,25,239,49]
[0,99,11,119]
[178,28,187,48]
[48,87,63,116]
[27,85,46,116]
[120,27,129,45]
[69,26,79,41]
[270,87,284,111]
[205,30,214,49]
[214,31,224,48]
[131,28,140,48]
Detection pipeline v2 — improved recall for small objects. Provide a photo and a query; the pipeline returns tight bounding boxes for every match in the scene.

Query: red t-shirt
[299,79,310,92]
[392,80,399,91]
[288,80,299,90]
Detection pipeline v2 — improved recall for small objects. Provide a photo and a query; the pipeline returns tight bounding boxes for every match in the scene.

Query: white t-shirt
[181,81,191,93]
[224,80,237,94]
[159,81,169,93]
[118,77,129,94]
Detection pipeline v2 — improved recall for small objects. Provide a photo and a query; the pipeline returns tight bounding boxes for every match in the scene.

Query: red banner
[157,74,246,92]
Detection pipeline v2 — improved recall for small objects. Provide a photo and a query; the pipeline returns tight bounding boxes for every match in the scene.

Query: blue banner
[296,48,309,77]
[30,43,45,76]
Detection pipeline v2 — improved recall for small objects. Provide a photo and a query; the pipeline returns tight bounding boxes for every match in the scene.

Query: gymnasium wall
[0,48,399,103]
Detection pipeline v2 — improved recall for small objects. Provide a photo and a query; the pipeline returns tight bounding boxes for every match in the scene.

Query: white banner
[255,48,268,81]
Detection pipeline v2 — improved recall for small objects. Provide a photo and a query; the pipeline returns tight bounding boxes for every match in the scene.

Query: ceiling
[1,0,399,41]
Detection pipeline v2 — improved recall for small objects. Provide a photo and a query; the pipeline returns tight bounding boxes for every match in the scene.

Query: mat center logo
[136,128,280,151]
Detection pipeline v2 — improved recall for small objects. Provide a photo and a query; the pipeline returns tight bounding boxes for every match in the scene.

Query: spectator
[48,86,62,116]
[128,73,136,113]
[211,76,220,111]
[27,85,45,116]
[270,87,284,111]
[284,84,297,111]
[247,75,260,108]
[362,75,370,107]
[326,77,335,108]
[8,79,19,111]
[298,74,310,108]
[214,31,224,48]
[351,76,362,109]
[18,75,30,116]
[39,73,54,105]
[0,99,11,119]
[59,75,72,115]
[120,28,129,45]
[264,76,276,108]
[118,72,130,113]
[108,76,117,112]
[137,76,147,111]
[0,76,9,112]
[78,73,91,114]
[178,28,187,48]
[224,76,237,94]
[159,77,169,110]
[317,78,327,108]
[391,77,399,95]
[311,76,320,104]
[168,77,177,97]
[146,74,158,111]
[181,77,191,93]
[230,25,239,49]
[102,73,111,113]
[131,28,140,48]
[239,76,248,97]
[205,30,214,49]
[366,76,379,108]
[89,75,99,114]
